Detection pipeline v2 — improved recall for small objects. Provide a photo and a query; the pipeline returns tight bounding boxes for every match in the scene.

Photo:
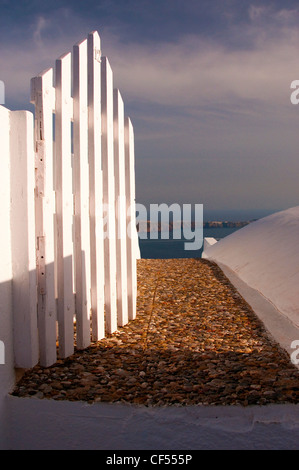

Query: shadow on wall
[0,276,16,449]
[0,251,96,449]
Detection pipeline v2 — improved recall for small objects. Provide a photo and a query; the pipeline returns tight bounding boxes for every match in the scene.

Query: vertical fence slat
[10,110,39,368]
[25,31,139,366]
[73,39,92,350]
[0,106,13,373]
[88,32,105,341]
[125,117,138,321]
[55,52,75,358]
[114,89,128,327]
[101,57,118,334]
[31,70,57,367]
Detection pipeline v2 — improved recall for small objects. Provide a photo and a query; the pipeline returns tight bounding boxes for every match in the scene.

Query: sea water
[138,227,240,259]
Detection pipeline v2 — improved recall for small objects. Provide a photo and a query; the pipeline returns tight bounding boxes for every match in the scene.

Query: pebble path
[12,258,299,406]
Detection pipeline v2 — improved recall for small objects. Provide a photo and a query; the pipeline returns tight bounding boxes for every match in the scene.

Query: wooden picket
[125,117,138,321]
[9,109,39,369]
[23,30,139,367]
[73,38,92,351]
[55,52,75,358]
[101,57,118,335]
[0,32,139,370]
[31,69,57,368]
[87,32,105,342]
[114,89,128,327]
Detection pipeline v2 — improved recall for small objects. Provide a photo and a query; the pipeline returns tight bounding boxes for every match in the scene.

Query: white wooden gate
[7,31,139,368]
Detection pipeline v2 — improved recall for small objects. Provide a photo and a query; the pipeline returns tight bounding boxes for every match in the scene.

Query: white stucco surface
[202,206,299,330]
[2,205,299,450]
[6,396,299,450]
[0,106,16,449]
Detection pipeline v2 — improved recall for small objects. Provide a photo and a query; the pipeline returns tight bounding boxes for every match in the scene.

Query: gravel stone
[11,259,299,407]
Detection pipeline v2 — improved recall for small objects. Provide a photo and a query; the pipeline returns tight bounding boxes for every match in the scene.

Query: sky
[1,0,299,220]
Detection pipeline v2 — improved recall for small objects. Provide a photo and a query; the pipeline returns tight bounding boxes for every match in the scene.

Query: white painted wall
[202,206,299,329]
[0,106,38,449]
[203,237,218,251]
[0,106,15,449]
[1,116,299,448]
[10,110,38,369]
[0,31,140,447]
[6,397,299,450]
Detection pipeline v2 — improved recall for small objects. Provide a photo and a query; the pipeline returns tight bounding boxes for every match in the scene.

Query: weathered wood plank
[16,31,139,366]
[0,106,16,371]
[31,69,57,367]
[55,52,75,358]
[101,57,117,334]
[73,39,92,349]
[125,117,138,321]
[88,31,105,341]
[10,110,39,369]
[114,89,128,327]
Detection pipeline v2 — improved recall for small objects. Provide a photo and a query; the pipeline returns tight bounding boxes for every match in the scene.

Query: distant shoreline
[202,220,255,228]
[137,220,255,233]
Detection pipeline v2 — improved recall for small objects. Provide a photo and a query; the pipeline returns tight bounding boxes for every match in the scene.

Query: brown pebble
[11,259,299,408]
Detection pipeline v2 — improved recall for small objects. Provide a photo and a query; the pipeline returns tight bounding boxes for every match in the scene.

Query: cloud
[248,5,266,21]
[108,24,299,113]
[1,4,299,211]
[2,5,299,113]
[0,10,93,108]
[33,16,48,47]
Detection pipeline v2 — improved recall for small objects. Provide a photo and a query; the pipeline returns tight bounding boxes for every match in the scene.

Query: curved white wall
[202,206,299,329]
